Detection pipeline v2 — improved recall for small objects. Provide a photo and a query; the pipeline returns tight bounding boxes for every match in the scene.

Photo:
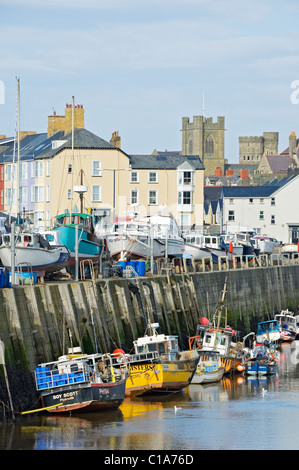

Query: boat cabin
[133,327,179,361]
[275,310,297,333]
[256,320,280,344]
[185,233,204,247]
[55,213,94,230]
[35,351,124,390]
[1,232,50,249]
[192,325,234,356]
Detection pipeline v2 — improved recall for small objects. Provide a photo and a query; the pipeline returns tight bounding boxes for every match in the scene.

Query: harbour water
[1,342,299,452]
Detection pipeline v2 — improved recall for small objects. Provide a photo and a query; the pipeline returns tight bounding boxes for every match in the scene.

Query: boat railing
[112,351,159,365]
[35,365,90,391]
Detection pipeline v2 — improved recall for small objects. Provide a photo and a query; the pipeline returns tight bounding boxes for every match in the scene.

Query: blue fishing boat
[53,212,103,269]
[35,348,129,413]
[244,344,279,376]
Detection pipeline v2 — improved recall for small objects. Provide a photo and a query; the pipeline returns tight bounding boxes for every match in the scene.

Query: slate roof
[0,128,131,162]
[129,154,204,170]
[222,185,279,198]
[263,154,293,173]
[37,128,130,159]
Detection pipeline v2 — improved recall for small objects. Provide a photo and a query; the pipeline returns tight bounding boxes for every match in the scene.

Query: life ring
[182,352,191,360]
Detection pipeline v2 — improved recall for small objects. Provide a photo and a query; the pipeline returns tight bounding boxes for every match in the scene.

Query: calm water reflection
[2,342,299,450]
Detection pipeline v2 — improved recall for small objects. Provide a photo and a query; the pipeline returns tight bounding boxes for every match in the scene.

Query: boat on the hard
[103,215,185,260]
[0,230,66,274]
[35,347,129,413]
[183,233,212,260]
[53,212,104,269]
[100,218,165,260]
[123,322,199,397]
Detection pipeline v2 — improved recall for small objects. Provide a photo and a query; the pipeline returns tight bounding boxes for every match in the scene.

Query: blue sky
[1,0,299,162]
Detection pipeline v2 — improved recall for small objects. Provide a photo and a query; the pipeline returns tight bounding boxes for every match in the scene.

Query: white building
[222,175,299,243]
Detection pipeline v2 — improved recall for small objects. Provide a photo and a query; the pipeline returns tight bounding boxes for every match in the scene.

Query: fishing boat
[0,231,65,274]
[222,234,244,256]
[190,349,226,384]
[256,320,281,345]
[103,215,185,260]
[202,234,227,263]
[243,344,279,376]
[183,233,212,260]
[102,219,165,260]
[189,276,246,373]
[123,322,199,397]
[38,229,71,273]
[235,232,258,257]
[141,215,185,258]
[274,309,297,342]
[35,347,129,413]
[252,236,279,255]
[53,212,103,269]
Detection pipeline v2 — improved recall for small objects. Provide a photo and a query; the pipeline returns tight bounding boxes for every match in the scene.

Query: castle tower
[47,103,85,137]
[239,132,278,164]
[181,115,225,176]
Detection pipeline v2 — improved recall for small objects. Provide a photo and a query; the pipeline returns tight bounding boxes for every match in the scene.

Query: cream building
[2,103,205,231]
[33,129,205,230]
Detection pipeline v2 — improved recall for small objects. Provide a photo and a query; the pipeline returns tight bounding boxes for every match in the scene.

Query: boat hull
[0,245,63,273]
[40,379,126,413]
[244,360,278,376]
[191,366,225,384]
[107,236,165,260]
[125,357,198,397]
[53,226,102,264]
[107,236,184,260]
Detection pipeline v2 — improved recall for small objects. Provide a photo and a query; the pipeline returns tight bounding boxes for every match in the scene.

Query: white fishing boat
[103,215,184,260]
[0,231,63,274]
[142,215,185,258]
[38,229,71,272]
[222,234,244,256]
[202,234,227,263]
[275,309,297,342]
[183,233,212,260]
[235,232,257,256]
[252,236,279,255]
[101,219,164,260]
[190,350,225,384]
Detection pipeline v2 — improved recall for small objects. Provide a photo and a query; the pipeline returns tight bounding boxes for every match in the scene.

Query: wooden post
[0,340,15,420]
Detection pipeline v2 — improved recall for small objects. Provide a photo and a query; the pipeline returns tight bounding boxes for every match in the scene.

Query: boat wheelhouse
[124,323,199,397]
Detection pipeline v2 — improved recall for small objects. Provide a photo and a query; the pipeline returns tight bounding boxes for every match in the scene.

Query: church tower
[181,115,225,176]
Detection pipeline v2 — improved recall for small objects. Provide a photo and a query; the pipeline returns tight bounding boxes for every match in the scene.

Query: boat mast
[16,77,20,217]
[212,274,228,349]
[70,96,74,222]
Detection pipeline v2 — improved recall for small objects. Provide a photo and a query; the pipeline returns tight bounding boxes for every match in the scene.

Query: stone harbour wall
[1,264,299,417]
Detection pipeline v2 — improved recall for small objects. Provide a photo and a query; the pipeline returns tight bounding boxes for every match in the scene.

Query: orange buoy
[112,348,125,357]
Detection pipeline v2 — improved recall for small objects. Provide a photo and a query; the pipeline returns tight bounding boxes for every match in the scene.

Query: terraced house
[0,103,205,231]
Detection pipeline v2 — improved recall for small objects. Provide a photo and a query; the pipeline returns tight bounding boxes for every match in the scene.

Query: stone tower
[47,103,85,137]
[181,115,225,176]
[239,132,278,164]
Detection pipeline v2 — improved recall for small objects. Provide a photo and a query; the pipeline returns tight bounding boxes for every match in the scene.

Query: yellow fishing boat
[121,323,199,397]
